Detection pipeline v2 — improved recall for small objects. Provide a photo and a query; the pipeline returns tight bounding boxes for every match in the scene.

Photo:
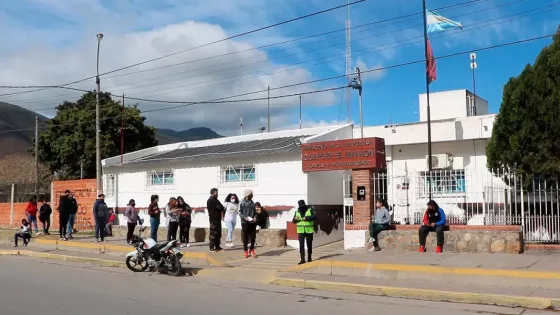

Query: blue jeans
[225,221,236,242]
[67,213,76,235]
[150,217,160,242]
[27,215,38,233]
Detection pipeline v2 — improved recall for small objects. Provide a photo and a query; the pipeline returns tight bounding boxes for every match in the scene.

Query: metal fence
[0,182,51,203]
[343,168,560,244]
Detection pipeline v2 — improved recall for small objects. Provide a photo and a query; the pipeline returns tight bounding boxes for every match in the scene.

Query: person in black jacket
[93,194,109,242]
[38,199,52,235]
[57,190,73,241]
[66,193,78,239]
[206,188,224,252]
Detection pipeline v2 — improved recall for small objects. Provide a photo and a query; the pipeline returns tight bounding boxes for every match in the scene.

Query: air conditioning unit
[426,154,453,169]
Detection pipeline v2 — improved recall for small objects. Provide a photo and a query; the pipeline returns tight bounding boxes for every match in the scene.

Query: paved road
[0,256,554,315]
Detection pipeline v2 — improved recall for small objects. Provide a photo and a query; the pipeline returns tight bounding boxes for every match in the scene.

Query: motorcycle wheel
[125,255,149,272]
[167,254,182,277]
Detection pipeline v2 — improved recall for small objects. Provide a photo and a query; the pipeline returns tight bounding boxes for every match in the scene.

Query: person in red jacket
[105,209,116,237]
[25,196,39,235]
[418,200,446,253]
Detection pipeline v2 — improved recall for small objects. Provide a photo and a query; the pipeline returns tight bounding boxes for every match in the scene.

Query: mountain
[155,127,223,144]
[0,102,222,156]
[0,102,49,158]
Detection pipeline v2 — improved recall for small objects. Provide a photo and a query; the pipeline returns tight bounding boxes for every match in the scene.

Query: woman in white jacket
[223,193,239,247]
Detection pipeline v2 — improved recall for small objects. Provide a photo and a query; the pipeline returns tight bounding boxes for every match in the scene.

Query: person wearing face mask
[223,193,239,248]
[239,189,257,258]
[207,188,224,252]
[292,200,316,265]
[124,199,138,244]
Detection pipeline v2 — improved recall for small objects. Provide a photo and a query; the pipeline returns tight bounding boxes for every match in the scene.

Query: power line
[0,30,554,135]
[0,0,491,99]
[3,0,551,109]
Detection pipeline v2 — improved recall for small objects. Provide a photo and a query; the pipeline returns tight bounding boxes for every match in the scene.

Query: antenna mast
[344,0,353,124]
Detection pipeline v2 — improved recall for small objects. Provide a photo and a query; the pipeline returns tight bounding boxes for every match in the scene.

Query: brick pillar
[351,169,374,226]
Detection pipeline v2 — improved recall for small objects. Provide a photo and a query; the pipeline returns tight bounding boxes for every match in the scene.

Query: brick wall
[0,179,98,231]
[352,169,374,225]
[51,179,97,230]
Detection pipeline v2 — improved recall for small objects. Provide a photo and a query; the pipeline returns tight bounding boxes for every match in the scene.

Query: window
[220,165,256,184]
[103,174,116,198]
[146,169,175,188]
[418,170,465,196]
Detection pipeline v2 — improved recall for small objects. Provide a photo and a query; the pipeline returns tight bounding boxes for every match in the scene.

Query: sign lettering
[301,137,386,172]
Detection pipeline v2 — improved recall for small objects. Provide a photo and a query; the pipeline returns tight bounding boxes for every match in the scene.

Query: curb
[281,260,560,280]
[0,250,125,268]
[34,239,224,266]
[270,278,560,310]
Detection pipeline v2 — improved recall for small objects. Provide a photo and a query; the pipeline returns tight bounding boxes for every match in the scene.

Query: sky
[0,0,558,137]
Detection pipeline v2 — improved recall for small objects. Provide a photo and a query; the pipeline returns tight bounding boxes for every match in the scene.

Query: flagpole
[422,0,433,201]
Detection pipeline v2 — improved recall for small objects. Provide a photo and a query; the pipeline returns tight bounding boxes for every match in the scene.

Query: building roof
[102,124,351,168]
[109,136,307,167]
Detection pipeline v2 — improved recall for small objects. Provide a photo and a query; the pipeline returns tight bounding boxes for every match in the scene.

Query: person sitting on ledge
[368,198,391,252]
[418,200,446,253]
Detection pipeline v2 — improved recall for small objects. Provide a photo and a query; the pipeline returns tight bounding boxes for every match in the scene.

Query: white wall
[419,90,490,122]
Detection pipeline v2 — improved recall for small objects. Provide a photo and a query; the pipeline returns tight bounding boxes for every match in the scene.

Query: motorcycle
[125,226,183,276]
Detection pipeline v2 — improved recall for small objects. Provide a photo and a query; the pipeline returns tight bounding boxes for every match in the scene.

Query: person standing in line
[124,199,138,244]
[25,196,39,235]
[223,193,239,248]
[239,189,257,258]
[38,199,52,235]
[105,208,116,237]
[57,190,72,241]
[177,196,192,248]
[66,193,78,239]
[165,197,180,241]
[93,194,109,242]
[368,198,392,252]
[14,219,32,247]
[207,188,224,252]
[147,195,161,242]
[292,200,316,265]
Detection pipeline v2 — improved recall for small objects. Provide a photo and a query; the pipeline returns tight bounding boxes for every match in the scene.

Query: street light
[96,33,103,194]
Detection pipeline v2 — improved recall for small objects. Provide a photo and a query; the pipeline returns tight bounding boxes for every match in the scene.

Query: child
[14,219,32,247]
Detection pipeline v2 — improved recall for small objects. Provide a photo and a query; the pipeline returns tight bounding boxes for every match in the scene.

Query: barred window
[418,170,465,196]
[220,165,256,185]
[103,174,116,198]
[146,169,175,188]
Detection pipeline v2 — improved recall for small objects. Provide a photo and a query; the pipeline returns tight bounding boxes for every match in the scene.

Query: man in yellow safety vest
[292,200,316,265]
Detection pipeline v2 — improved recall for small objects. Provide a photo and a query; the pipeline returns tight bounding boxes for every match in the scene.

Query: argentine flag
[426,9,462,33]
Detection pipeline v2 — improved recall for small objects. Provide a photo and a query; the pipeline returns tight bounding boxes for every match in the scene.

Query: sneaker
[63,237,68,241]
[368,238,374,244]
[35,232,43,236]
[298,260,306,265]
[186,243,191,248]
[215,246,223,252]
[436,245,443,253]
[243,251,249,258]
[67,235,74,240]
[95,238,100,243]
[13,245,18,248]
[250,249,257,258]
[59,237,64,241]
[418,246,426,253]
[209,247,216,252]
[23,243,27,247]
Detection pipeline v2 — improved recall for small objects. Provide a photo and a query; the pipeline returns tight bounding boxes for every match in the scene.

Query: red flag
[426,39,437,84]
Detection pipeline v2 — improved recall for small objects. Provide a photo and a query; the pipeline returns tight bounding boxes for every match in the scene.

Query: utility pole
[267,85,270,133]
[34,116,39,197]
[299,94,302,129]
[95,33,103,193]
[240,117,243,135]
[349,67,363,138]
[80,160,83,180]
[470,53,478,115]
[121,93,125,164]
[421,0,433,200]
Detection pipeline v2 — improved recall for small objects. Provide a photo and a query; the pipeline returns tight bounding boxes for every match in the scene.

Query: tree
[486,33,560,179]
[37,91,158,179]
[0,154,52,184]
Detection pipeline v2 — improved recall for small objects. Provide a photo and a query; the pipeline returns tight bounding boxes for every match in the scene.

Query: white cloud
[0,8,340,136]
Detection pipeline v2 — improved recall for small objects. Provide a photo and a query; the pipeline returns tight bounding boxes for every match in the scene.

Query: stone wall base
[364,225,523,254]
[110,226,286,247]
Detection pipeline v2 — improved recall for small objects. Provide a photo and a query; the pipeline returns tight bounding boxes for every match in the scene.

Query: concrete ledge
[33,239,224,266]
[281,260,560,290]
[270,277,559,310]
[0,250,125,268]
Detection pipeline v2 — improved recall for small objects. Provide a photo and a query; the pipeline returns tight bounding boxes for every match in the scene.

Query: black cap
[98,193,105,198]
[64,190,71,194]
[298,200,307,208]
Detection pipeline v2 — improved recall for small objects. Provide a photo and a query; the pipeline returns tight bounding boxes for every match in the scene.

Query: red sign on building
[301,137,386,172]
